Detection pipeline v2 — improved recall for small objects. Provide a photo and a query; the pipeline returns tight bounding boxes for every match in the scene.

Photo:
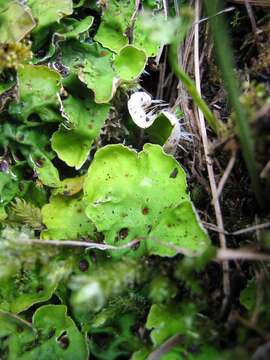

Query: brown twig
[214,150,237,202]
[13,236,270,263]
[147,334,184,360]
[194,6,236,25]
[232,222,270,236]
[203,221,270,236]
[12,238,142,251]
[233,312,270,341]
[244,0,258,34]
[216,249,270,262]
[126,0,141,43]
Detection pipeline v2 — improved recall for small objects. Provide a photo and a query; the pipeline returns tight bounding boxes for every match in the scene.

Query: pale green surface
[0,305,88,360]
[9,65,62,123]
[28,0,73,32]
[0,1,36,42]
[114,45,147,81]
[0,257,73,314]
[41,194,95,240]
[83,143,209,256]
[52,95,109,168]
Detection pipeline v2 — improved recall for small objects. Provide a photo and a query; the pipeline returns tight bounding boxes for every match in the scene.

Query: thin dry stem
[12,236,270,263]
[194,0,230,309]
[232,222,270,236]
[216,249,270,262]
[244,0,258,34]
[203,221,270,236]
[13,238,142,250]
[147,334,183,360]
[214,150,237,202]
[194,6,236,25]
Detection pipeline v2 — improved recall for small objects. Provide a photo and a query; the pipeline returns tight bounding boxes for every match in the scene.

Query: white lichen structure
[127,91,156,128]
[128,91,192,154]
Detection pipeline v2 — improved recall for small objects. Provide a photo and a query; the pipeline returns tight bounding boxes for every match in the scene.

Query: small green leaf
[94,0,133,53]
[1,122,60,188]
[61,40,118,103]
[29,151,61,188]
[51,94,110,168]
[83,144,209,256]
[133,15,161,57]
[0,79,14,95]
[0,1,36,42]
[0,171,19,207]
[145,112,174,145]
[146,303,198,346]
[114,45,147,81]
[27,305,88,360]
[52,176,86,196]
[0,305,88,360]
[28,0,73,29]
[240,278,257,311]
[41,194,95,240]
[94,0,160,57]
[0,254,73,313]
[28,0,73,46]
[9,65,62,123]
[0,311,35,357]
[56,16,94,40]
[77,45,118,103]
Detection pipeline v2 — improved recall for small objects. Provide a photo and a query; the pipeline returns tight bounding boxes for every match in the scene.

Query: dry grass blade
[11,236,270,263]
[214,150,237,202]
[194,0,230,311]
[147,334,183,360]
[204,0,264,208]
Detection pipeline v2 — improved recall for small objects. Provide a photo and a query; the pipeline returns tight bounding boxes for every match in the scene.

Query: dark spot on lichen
[118,228,129,240]
[57,332,70,349]
[170,168,178,178]
[35,158,44,168]
[16,326,24,333]
[131,241,140,251]
[79,259,89,272]
[63,191,70,196]
[100,51,108,57]
[142,207,149,215]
